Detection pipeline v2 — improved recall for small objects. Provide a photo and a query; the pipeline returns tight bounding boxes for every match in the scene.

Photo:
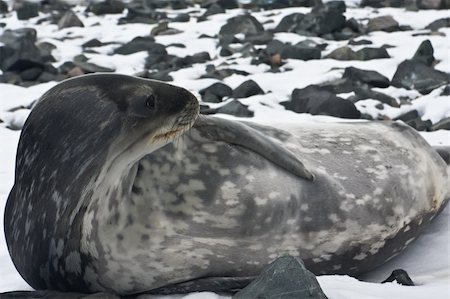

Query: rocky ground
[0,0,449,298]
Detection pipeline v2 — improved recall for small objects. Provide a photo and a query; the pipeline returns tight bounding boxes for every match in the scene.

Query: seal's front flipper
[136,276,255,295]
[194,116,315,181]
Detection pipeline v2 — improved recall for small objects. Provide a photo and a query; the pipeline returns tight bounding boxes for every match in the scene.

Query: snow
[0,3,449,299]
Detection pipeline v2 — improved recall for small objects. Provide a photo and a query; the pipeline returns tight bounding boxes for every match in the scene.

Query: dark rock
[431,117,450,130]
[0,0,8,14]
[391,60,449,94]
[243,31,274,45]
[232,80,264,98]
[88,0,125,15]
[200,104,218,115]
[114,36,159,55]
[37,71,57,83]
[19,67,43,81]
[217,100,254,117]
[273,1,347,37]
[442,84,450,95]
[367,15,400,32]
[151,21,182,36]
[217,0,239,9]
[0,28,44,72]
[14,1,39,20]
[412,40,434,66]
[394,110,420,122]
[219,14,264,37]
[73,61,115,73]
[319,78,356,94]
[343,67,390,88]
[325,46,358,60]
[266,40,321,61]
[355,47,390,60]
[200,82,233,99]
[0,72,22,84]
[82,39,104,48]
[282,85,361,119]
[142,70,173,81]
[408,118,433,131]
[201,65,250,80]
[348,38,372,45]
[220,47,233,57]
[173,13,190,22]
[349,87,399,107]
[119,5,167,24]
[418,0,448,9]
[425,18,450,31]
[58,10,84,29]
[233,255,328,299]
[203,3,225,17]
[202,91,222,103]
[346,18,363,33]
[0,290,120,298]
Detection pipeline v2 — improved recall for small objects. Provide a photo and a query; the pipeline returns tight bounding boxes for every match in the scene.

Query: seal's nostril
[146,95,156,110]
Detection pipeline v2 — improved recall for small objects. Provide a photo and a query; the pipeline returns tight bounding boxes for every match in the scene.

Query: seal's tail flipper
[194,115,315,181]
[433,146,450,165]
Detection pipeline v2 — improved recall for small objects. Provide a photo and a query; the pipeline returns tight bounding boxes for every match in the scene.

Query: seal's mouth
[152,126,187,142]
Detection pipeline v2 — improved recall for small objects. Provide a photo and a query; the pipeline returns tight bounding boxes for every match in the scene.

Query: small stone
[173,13,190,22]
[418,0,446,9]
[425,18,450,31]
[0,0,8,14]
[73,61,115,73]
[219,14,264,37]
[325,46,358,60]
[233,255,328,299]
[394,110,419,122]
[350,87,399,107]
[82,39,104,48]
[203,3,225,17]
[88,0,125,15]
[343,67,390,88]
[281,85,361,119]
[151,21,182,36]
[114,36,159,55]
[368,15,400,32]
[431,117,450,131]
[348,39,372,45]
[202,91,222,103]
[58,10,84,29]
[14,1,39,20]
[232,80,264,98]
[441,85,450,95]
[391,60,449,94]
[355,47,390,60]
[200,82,233,99]
[67,66,84,77]
[217,100,254,117]
[412,39,435,66]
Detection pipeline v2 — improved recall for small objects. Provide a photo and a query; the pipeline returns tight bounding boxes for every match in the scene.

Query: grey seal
[4,72,450,295]
[4,73,199,295]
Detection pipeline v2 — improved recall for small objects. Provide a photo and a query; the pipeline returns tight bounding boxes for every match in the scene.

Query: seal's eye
[145,95,156,110]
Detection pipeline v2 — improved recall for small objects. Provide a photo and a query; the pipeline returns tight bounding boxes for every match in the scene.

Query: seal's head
[5,73,199,290]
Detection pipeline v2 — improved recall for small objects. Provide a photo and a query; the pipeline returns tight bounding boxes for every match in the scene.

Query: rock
[348,39,372,45]
[151,21,182,36]
[243,31,274,45]
[273,1,347,37]
[200,104,218,115]
[319,78,356,94]
[343,67,390,88]
[19,67,43,81]
[113,36,159,55]
[217,100,254,117]
[233,255,328,299]
[0,72,22,84]
[217,0,239,9]
[58,10,84,29]
[232,80,264,98]
[368,15,400,32]
[219,14,264,37]
[425,18,450,31]
[418,0,447,9]
[431,117,450,130]
[281,85,361,119]
[349,86,399,107]
[173,13,190,22]
[142,70,173,81]
[203,3,225,17]
[391,60,449,94]
[119,5,167,24]
[0,28,44,72]
[201,92,221,103]
[266,40,321,61]
[82,39,104,48]
[201,65,250,80]
[0,290,120,298]
[442,85,450,95]
[0,0,8,14]
[14,1,39,20]
[325,46,358,60]
[412,39,434,66]
[394,109,419,122]
[88,0,125,15]
[355,47,390,60]
[73,61,115,73]
[200,82,233,100]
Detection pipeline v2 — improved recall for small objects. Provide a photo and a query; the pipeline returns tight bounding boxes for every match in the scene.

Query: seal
[4,73,199,295]
[4,73,450,295]
[131,116,450,294]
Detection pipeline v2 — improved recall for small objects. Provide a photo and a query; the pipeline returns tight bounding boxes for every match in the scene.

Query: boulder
[325,46,358,60]
[343,67,390,88]
[14,1,39,20]
[88,0,125,15]
[355,47,390,60]
[412,39,434,66]
[58,10,84,29]
[217,100,254,117]
[200,82,233,100]
[367,15,400,32]
[232,80,265,98]
[425,18,450,31]
[113,36,159,55]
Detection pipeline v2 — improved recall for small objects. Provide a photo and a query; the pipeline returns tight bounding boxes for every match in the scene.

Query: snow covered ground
[0,1,449,298]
